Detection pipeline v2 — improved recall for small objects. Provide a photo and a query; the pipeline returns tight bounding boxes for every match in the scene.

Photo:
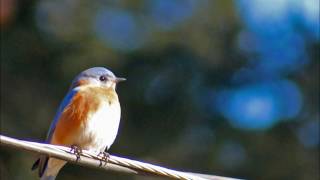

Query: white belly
[80,101,121,152]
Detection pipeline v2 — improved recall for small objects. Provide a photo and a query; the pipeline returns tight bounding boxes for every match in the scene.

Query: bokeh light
[147,0,200,31]
[215,80,303,130]
[94,8,147,51]
[35,0,83,40]
[299,0,320,40]
[235,0,319,82]
[0,0,16,27]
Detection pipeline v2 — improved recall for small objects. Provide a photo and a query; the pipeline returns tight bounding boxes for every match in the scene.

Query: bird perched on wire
[32,67,126,180]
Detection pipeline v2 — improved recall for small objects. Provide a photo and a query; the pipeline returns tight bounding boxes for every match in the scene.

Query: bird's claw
[70,145,82,161]
[97,151,110,166]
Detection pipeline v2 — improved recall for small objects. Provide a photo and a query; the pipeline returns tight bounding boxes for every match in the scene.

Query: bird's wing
[32,89,78,177]
[46,89,78,142]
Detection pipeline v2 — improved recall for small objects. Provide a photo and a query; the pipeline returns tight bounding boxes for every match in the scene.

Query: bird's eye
[99,76,107,81]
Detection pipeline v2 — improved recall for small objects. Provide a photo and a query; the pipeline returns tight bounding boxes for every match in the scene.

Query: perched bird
[32,67,126,180]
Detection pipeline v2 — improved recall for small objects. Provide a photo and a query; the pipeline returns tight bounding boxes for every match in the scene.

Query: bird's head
[71,67,126,90]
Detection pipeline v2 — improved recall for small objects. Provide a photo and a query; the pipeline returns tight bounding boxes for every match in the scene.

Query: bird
[32,67,126,180]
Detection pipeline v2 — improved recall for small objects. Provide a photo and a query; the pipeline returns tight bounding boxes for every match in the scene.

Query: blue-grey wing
[46,89,78,142]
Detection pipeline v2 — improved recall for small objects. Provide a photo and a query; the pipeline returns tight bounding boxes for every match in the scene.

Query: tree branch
[0,134,242,180]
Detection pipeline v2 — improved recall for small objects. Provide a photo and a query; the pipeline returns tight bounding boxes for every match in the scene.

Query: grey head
[71,67,126,89]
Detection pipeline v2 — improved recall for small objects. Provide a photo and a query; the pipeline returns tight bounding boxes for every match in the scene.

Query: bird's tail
[40,174,57,180]
[32,157,66,180]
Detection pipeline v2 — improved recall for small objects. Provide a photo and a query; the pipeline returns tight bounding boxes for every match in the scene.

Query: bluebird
[32,67,126,180]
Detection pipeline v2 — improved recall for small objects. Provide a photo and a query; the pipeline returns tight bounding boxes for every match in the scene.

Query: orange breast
[50,87,118,146]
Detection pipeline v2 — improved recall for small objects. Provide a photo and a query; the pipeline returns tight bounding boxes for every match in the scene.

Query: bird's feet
[70,145,82,161]
[97,151,110,166]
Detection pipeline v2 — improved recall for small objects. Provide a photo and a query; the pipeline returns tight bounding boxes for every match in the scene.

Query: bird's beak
[113,77,126,83]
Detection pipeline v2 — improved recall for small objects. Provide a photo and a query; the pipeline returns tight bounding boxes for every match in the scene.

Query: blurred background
[0,0,319,180]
